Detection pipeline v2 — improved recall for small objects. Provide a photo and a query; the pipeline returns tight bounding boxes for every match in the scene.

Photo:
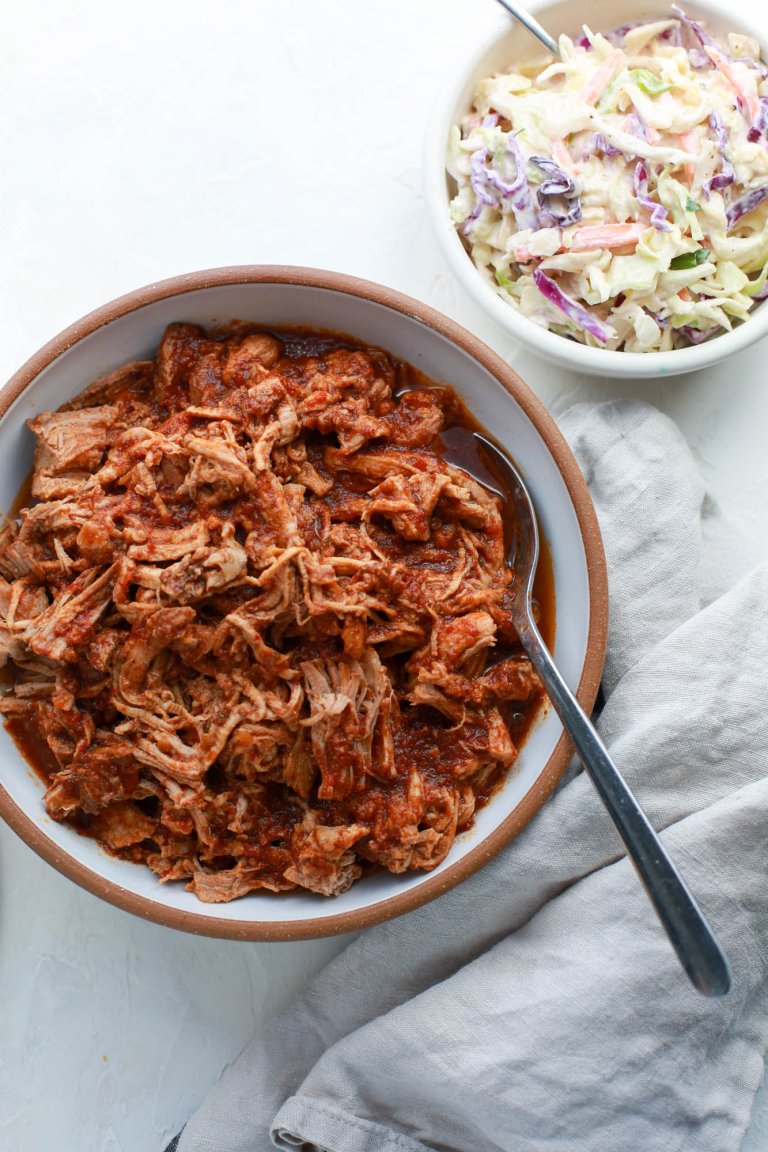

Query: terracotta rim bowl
[0,266,607,939]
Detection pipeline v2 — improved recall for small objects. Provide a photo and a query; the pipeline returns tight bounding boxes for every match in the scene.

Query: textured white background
[1,2,767,1149]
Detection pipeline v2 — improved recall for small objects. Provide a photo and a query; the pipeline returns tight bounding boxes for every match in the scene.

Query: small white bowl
[0,267,606,940]
[424,0,768,378]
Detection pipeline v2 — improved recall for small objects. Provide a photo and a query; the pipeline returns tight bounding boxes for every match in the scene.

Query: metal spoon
[474,433,732,999]
[492,0,560,57]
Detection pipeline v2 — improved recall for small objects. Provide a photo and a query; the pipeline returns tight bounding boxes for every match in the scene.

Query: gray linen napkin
[175,400,768,1152]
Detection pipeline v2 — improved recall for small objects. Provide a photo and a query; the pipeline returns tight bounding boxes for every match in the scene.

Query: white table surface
[1,2,767,1148]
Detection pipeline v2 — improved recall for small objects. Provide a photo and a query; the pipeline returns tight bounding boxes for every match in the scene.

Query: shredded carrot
[552,139,575,172]
[705,45,758,121]
[569,221,647,251]
[582,49,625,106]
[679,288,692,302]
[512,220,647,262]
[679,131,698,186]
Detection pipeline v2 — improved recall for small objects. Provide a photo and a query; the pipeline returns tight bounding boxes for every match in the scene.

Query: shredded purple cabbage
[735,54,768,80]
[747,59,768,79]
[660,24,682,47]
[672,5,713,48]
[533,269,614,343]
[633,162,672,231]
[671,5,715,70]
[529,156,583,226]
[596,133,623,156]
[463,148,496,234]
[704,112,735,197]
[483,155,521,198]
[741,57,768,79]
[539,201,583,227]
[464,134,540,234]
[687,47,712,69]
[748,96,768,143]
[582,133,624,160]
[677,324,720,344]
[575,34,591,50]
[726,184,768,228]
[603,22,639,45]
[673,5,767,77]
[470,149,498,208]
[626,112,649,142]
[529,157,576,198]
[494,135,539,230]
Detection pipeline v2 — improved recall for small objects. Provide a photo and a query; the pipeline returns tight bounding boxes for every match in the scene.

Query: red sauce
[3,323,556,884]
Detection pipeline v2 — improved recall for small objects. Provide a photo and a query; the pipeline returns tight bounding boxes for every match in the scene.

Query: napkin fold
[174,401,768,1152]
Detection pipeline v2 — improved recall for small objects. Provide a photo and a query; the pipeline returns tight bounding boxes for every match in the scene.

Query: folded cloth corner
[173,400,768,1152]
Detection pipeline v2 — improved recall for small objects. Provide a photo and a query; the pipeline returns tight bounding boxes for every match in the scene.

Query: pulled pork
[0,325,543,901]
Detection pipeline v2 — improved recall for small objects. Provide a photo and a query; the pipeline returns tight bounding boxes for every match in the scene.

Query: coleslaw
[447,8,768,351]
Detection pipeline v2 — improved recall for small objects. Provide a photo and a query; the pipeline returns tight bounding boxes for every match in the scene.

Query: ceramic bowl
[0,266,607,939]
[423,0,768,378]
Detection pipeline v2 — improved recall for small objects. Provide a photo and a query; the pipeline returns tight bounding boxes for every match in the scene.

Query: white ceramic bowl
[424,0,768,378]
[0,267,606,939]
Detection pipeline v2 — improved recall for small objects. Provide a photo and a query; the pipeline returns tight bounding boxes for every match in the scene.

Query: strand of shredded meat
[0,324,543,901]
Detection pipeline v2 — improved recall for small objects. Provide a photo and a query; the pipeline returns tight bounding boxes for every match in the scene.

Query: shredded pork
[0,324,543,901]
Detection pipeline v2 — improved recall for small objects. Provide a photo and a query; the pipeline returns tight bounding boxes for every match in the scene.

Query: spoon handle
[492,0,559,56]
[515,612,732,998]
